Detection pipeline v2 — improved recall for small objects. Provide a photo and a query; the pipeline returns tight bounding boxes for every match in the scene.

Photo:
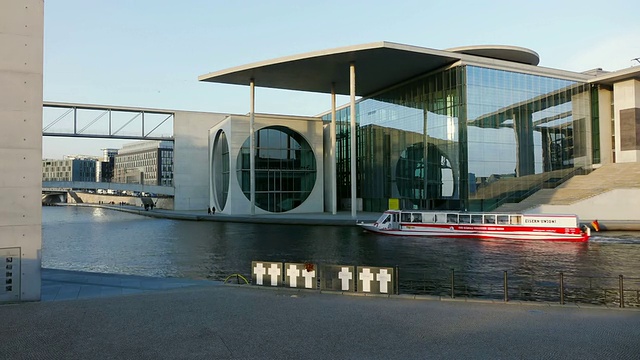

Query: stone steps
[496,163,640,212]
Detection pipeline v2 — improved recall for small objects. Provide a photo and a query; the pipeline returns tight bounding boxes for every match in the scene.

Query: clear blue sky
[43,0,640,158]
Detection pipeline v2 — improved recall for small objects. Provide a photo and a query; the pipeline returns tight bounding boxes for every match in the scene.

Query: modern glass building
[200,42,640,215]
[325,65,592,212]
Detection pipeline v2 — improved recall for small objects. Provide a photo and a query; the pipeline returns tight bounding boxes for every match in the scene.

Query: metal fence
[401,269,640,308]
[242,263,640,308]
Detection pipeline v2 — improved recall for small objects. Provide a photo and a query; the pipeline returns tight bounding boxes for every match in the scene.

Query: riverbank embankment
[59,203,640,231]
[59,203,380,226]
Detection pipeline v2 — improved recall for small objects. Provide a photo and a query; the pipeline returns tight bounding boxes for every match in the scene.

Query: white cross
[301,269,315,289]
[286,264,300,287]
[376,269,392,294]
[359,268,374,292]
[338,267,352,291]
[254,263,266,285]
[267,263,280,286]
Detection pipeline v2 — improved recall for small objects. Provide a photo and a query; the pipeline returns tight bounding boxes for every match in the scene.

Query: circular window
[236,126,316,212]
[212,130,229,211]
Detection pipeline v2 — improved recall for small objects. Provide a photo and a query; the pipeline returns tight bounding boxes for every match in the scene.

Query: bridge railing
[42,181,174,196]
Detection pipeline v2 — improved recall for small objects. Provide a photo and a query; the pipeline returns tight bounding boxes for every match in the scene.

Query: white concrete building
[209,114,324,215]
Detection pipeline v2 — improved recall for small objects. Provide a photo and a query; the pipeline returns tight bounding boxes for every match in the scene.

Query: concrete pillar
[331,83,337,215]
[598,87,613,164]
[0,0,44,302]
[350,63,357,218]
[250,79,255,215]
[613,80,640,163]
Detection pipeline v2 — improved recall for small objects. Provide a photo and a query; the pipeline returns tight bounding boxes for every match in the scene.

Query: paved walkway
[41,268,220,301]
[1,269,639,359]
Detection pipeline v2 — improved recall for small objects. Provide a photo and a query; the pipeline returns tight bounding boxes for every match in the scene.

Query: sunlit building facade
[325,66,592,212]
[42,156,97,182]
[201,42,639,214]
[114,141,174,186]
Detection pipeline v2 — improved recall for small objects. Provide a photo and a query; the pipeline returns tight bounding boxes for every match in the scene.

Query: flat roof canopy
[199,42,468,96]
[590,66,640,86]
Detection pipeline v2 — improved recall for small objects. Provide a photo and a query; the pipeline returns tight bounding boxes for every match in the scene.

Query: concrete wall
[530,188,640,221]
[0,0,43,302]
[209,114,324,215]
[173,111,228,210]
[613,80,640,162]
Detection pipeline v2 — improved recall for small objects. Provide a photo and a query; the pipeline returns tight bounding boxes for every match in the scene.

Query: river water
[42,206,640,305]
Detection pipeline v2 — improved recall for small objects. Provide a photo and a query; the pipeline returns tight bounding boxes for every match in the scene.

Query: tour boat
[358,210,590,242]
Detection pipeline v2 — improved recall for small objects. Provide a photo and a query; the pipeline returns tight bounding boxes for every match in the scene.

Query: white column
[250,79,256,215]
[331,83,337,215]
[349,63,357,219]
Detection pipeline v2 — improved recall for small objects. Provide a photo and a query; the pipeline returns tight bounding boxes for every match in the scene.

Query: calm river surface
[43,206,640,304]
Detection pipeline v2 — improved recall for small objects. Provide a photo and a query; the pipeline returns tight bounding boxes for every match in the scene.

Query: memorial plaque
[357,266,394,294]
[319,265,355,292]
[283,262,317,289]
[0,248,20,302]
[251,261,282,287]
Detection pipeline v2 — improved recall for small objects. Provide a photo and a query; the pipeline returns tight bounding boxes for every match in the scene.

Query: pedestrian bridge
[42,181,174,196]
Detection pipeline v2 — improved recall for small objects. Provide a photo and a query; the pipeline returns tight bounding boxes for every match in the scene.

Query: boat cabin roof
[380,210,578,228]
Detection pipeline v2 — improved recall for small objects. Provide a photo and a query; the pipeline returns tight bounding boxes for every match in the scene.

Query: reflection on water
[43,206,640,305]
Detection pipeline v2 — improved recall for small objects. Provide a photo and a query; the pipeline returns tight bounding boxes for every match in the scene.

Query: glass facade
[236,126,316,212]
[212,130,230,211]
[325,65,592,212]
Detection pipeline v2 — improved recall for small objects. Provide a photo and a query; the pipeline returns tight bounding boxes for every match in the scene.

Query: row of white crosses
[252,262,393,294]
[253,262,282,286]
[339,266,392,293]
[253,262,316,289]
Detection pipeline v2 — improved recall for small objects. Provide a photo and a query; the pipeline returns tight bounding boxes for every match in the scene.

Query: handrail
[403,269,638,308]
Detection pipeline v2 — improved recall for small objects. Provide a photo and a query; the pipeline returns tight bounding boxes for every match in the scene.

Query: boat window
[510,215,522,225]
[392,213,399,223]
[471,215,483,224]
[423,213,434,223]
[381,215,390,224]
[376,213,389,223]
[447,214,458,224]
[484,215,496,224]
[497,215,509,225]
[459,215,471,224]
[412,213,422,223]
[401,213,411,222]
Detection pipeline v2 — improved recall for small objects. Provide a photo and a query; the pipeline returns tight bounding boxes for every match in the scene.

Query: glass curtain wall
[465,66,591,210]
[324,65,591,213]
[326,67,466,212]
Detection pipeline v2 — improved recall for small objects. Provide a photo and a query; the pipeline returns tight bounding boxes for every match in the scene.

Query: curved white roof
[199,42,586,96]
[446,45,540,66]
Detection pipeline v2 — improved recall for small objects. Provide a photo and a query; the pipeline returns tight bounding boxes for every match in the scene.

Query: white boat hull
[358,222,589,242]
